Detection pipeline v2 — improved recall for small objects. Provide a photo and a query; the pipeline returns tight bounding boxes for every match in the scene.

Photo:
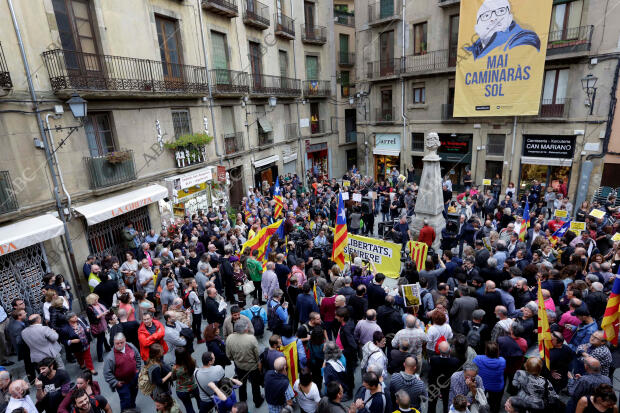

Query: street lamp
[581,74,598,115]
[66,93,88,119]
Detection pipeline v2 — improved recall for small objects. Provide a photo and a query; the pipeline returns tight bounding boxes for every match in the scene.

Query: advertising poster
[453,0,553,117]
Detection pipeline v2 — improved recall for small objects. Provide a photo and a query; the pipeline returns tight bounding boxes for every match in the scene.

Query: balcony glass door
[156,15,183,83]
[381,89,392,121]
[541,68,568,116]
[211,31,230,86]
[550,0,582,41]
[339,34,349,63]
[304,2,315,37]
[448,15,459,67]
[379,31,394,76]
[249,42,262,89]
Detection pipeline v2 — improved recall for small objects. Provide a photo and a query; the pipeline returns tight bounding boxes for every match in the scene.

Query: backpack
[250,308,265,337]
[466,322,482,349]
[182,290,192,311]
[138,364,156,395]
[267,302,283,331]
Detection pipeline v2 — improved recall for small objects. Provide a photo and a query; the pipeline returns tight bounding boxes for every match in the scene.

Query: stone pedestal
[410,134,445,252]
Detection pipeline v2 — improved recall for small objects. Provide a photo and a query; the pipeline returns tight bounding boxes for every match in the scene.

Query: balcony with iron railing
[438,0,460,7]
[243,0,270,29]
[249,73,301,96]
[209,69,250,96]
[367,59,401,79]
[0,43,12,90]
[368,0,401,26]
[345,131,362,144]
[375,107,395,124]
[339,52,355,67]
[334,12,355,27]
[286,123,299,139]
[42,49,210,98]
[441,103,466,122]
[538,98,570,119]
[546,25,593,56]
[301,25,327,45]
[84,150,137,190]
[223,132,245,156]
[303,80,330,98]
[311,119,326,135]
[402,49,453,75]
[202,0,238,17]
[0,171,18,214]
[275,13,295,39]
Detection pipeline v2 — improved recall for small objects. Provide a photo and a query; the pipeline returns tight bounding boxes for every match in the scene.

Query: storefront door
[229,166,244,210]
[519,164,571,193]
[0,244,49,314]
[374,155,400,183]
[86,207,152,260]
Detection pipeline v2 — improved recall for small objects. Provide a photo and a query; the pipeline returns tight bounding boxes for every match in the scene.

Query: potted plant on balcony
[164,132,213,167]
[105,150,132,164]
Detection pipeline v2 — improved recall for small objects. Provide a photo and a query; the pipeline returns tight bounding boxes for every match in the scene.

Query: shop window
[171,109,192,139]
[550,0,582,41]
[486,134,505,156]
[413,84,425,104]
[413,22,427,55]
[411,133,424,152]
[84,112,116,157]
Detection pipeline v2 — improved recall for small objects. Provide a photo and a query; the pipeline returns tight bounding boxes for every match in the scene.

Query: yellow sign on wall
[343,233,402,279]
[453,0,552,117]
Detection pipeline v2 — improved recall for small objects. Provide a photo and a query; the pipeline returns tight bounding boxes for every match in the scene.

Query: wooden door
[379,31,394,76]
[156,15,183,83]
[304,2,315,36]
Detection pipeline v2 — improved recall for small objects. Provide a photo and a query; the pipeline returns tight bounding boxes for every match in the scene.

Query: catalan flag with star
[602,273,620,345]
[537,279,553,369]
[549,219,571,246]
[332,193,348,269]
[241,219,284,262]
[273,176,284,219]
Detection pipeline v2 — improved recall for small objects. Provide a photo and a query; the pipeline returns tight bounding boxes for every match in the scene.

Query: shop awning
[373,148,400,156]
[74,184,168,225]
[258,117,273,133]
[521,156,573,167]
[283,153,297,163]
[0,214,65,256]
[253,155,279,168]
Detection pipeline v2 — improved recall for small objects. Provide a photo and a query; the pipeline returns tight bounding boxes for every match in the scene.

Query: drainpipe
[8,0,85,309]
[509,116,517,184]
[45,114,72,219]
[197,0,221,158]
[587,57,620,160]
[400,0,407,172]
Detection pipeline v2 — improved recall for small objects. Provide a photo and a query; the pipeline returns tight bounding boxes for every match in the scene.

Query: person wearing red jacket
[418,219,436,248]
[137,313,168,361]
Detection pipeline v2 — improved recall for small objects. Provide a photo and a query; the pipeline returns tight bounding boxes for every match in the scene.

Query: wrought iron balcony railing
[367,59,402,79]
[334,12,355,27]
[547,25,593,56]
[368,0,401,26]
[311,119,326,135]
[202,0,239,17]
[303,80,330,97]
[250,74,301,96]
[339,52,355,67]
[84,150,137,189]
[346,131,362,144]
[375,107,394,123]
[243,0,270,29]
[0,43,12,90]
[539,98,570,118]
[286,123,299,139]
[275,13,295,39]
[209,69,250,95]
[42,49,209,96]
[301,25,327,44]
[402,49,450,74]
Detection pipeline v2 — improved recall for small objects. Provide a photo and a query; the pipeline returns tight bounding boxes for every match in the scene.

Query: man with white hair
[225,318,264,407]
[465,0,541,60]
[391,315,427,367]
[261,262,279,301]
[585,281,607,320]
[6,379,37,413]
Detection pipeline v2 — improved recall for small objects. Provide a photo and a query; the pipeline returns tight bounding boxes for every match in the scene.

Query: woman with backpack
[203,323,231,367]
[426,311,453,354]
[172,347,200,413]
[145,343,174,399]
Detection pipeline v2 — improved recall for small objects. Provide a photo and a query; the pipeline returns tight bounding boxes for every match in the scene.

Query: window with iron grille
[172,109,192,139]
[412,132,424,151]
[486,134,505,156]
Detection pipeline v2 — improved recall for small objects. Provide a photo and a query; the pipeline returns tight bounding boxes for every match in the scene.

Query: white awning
[373,148,400,156]
[253,155,279,168]
[520,156,572,167]
[74,184,168,225]
[283,152,298,163]
[0,214,65,256]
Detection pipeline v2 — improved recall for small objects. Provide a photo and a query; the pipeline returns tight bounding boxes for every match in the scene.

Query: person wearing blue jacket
[297,283,319,324]
[240,301,267,325]
[473,342,506,413]
[568,308,598,352]
[280,324,307,369]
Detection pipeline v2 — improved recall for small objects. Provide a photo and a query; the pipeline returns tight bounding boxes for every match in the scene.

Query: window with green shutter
[211,31,229,84]
[305,55,318,80]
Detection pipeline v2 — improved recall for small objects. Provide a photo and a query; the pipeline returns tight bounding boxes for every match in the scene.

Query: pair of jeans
[487,390,503,413]
[177,388,200,413]
[94,331,110,361]
[235,366,263,405]
[192,312,203,340]
[117,373,139,411]
[199,399,215,413]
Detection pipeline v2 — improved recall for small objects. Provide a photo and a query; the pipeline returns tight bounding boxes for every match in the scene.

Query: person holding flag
[548,219,571,246]
[332,193,348,270]
[537,279,553,369]
[602,273,620,345]
[273,177,284,220]
[518,201,529,242]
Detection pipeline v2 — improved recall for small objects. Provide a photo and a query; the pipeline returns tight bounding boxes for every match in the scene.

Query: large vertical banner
[453,0,553,117]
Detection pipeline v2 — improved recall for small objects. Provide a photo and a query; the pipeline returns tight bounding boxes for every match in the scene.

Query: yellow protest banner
[343,233,402,279]
[402,283,421,307]
[343,180,350,187]
[612,233,620,242]
[570,221,586,235]
[590,209,606,219]
[482,179,492,186]
[453,0,553,117]
[554,209,568,218]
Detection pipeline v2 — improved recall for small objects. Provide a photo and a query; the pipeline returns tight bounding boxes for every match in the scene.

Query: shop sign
[523,135,575,158]
[438,134,471,155]
[217,166,226,183]
[111,196,154,218]
[308,142,328,153]
[375,134,400,150]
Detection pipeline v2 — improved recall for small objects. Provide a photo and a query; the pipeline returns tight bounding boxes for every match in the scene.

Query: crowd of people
[0,166,620,413]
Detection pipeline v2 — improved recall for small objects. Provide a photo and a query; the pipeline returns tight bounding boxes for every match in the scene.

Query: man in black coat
[335,307,357,399]
[376,295,403,337]
[349,285,368,322]
[482,192,498,217]
[93,272,118,309]
[7,308,34,380]
[474,240,490,268]
[367,273,387,310]
[429,341,461,413]
[204,287,226,325]
[477,280,504,327]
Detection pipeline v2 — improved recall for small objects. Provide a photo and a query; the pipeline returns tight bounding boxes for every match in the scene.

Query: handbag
[242,280,255,295]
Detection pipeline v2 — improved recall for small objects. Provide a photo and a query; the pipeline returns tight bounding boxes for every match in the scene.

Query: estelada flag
[273,177,284,219]
[549,220,571,246]
[408,241,428,272]
[332,193,348,269]
[241,219,284,262]
[281,340,299,386]
[602,275,620,344]
[537,279,553,369]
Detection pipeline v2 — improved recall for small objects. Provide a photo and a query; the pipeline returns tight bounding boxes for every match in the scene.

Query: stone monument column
[410,132,446,252]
